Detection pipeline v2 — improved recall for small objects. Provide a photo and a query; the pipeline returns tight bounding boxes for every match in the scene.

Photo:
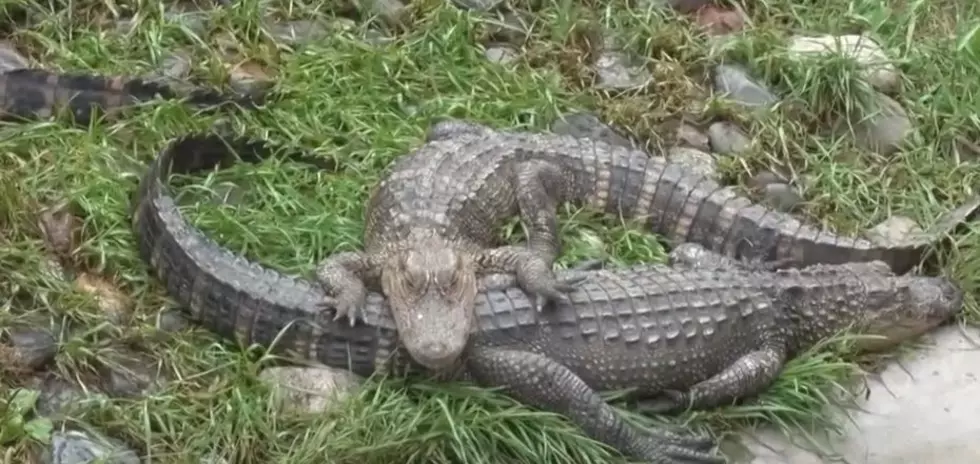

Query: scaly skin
[132,133,963,464]
[0,68,261,125]
[316,118,979,371]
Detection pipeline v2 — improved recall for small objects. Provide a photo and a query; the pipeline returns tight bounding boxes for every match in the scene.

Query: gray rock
[164,10,211,36]
[34,375,101,418]
[865,216,923,246]
[747,170,788,191]
[788,34,900,93]
[732,325,980,463]
[594,51,655,91]
[97,349,166,398]
[263,19,332,46]
[484,10,530,44]
[761,183,803,213]
[158,51,192,81]
[361,0,410,29]
[667,147,717,178]
[484,44,519,65]
[451,0,504,11]
[551,112,636,149]
[707,121,751,155]
[0,41,30,72]
[259,366,363,413]
[846,92,912,156]
[3,327,58,371]
[713,64,778,108]
[156,309,191,333]
[42,430,140,464]
[675,123,711,152]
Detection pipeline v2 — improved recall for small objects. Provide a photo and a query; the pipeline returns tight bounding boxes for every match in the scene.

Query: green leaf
[8,389,40,415]
[25,418,54,442]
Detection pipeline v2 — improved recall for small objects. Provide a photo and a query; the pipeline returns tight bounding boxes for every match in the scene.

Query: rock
[645,0,713,14]
[693,5,747,36]
[483,10,530,44]
[97,349,167,398]
[73,273,133,325]
[747,170,788,191]
[865,216,923,246]
[41,430,140,464]
[227,59,276,95]
[761,183,803,213]
[0,40,29,72]
[37,202,82,261]
[450,0,504,11]
[788,34,901,93]
[675,123,711,152]
[156,309,191,333]
[164,9,211,36]
[551,112,636,148]
[730,325,980,463]
[594,51,655,92]
[264,19,332,46]
[34,375,102,417]
[157,51,193,81]
[361,0,410,30]
[845,92,912,156]
[2,327,58,372]
[713,64,778,108]
[259,366,363,413]
[667,147,717,178]
[707,121,750,155]
[484,44,518,65]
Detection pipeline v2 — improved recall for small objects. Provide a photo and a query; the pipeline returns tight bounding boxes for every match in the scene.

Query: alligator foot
[314,251,374,326]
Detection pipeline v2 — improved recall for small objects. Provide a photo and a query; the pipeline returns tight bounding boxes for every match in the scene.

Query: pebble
[450,0,505,11]
[0,40,29,72]
[97,349,166,398]
[707,121,751,155]
[847,92,912,156]
[747,170,788,191]
[41,430,140,464]
[865,216,923,246]
[260,366,363,413]
[484,44,519,65]
[594,51,655,91]
[264,19,332,46]
[484,10,530,44]
[156,309,192,333]
[761,183,803,213]
[361,0,411,30]
[667,147,717,178]
[675,123,711,152]
[713,64,778,108]
[694,5,747,36]
[550,112,637,148]
[3,327,58,371]
[788,34,901,93]
[34,375,100,417]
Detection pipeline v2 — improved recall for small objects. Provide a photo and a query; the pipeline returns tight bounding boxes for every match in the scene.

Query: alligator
[0,68,261,125]
[131,133,964,464]
[314,118,980,371]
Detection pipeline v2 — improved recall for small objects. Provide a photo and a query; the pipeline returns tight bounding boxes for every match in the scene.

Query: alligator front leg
[476,245,583,311]
[641,345,787,414]
[476,258,603,293]
[314,251,379,326]
[466,347,725,464]
[668,242,787,272]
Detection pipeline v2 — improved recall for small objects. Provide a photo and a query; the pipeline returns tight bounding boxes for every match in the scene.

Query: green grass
[1,0,979,462]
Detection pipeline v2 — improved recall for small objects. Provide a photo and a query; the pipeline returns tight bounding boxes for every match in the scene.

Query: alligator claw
[316,296,363,327]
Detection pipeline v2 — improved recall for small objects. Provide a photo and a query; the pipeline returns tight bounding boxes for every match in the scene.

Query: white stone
[788,34,901,93]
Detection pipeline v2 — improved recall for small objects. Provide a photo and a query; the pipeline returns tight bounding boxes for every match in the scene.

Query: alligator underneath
[131,133,963,464]
[0,68,260,125]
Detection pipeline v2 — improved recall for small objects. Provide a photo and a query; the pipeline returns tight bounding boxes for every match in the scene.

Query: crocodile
[0,68,261,125]
[314,118,980,371]
[131,133,963,464]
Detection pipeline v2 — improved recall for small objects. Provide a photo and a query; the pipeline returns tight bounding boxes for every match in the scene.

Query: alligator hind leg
[467,347,725,463]
[640,344,787,414]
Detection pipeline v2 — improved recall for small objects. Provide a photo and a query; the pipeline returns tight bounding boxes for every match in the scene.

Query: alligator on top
[0,68,261,125]
[313,118,980,373]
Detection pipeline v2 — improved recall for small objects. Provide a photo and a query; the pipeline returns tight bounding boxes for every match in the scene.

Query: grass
[0,0,979,462]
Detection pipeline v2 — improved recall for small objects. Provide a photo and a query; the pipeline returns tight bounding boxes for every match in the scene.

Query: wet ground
[728,325,980,463]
